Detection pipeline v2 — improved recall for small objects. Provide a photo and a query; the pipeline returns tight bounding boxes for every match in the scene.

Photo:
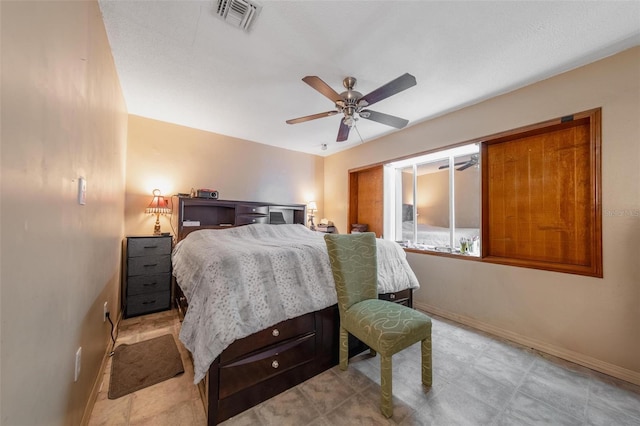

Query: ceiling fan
[286,73,416,142]
[438,154,479,171]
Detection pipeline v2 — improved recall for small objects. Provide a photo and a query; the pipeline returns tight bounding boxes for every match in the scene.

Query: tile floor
[88,309,640,426]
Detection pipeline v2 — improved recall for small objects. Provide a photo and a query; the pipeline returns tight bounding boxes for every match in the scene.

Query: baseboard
[415,301,640,387]
[80,311,121,426]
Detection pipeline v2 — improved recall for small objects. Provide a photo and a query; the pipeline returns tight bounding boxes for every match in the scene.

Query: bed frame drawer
[221,312,315,362]
[378,288,412,306]
[219,333,316,399]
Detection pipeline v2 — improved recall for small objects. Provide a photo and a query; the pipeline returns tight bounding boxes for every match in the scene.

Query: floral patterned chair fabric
[324,232,432,418]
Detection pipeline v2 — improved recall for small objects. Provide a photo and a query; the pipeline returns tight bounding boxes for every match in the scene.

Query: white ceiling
[99,1,640,157]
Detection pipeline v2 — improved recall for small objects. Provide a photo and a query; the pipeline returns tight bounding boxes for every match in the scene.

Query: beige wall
[324,47,640,384]
[415,167,480,228]
[125,116,324,236]
[1,1,127,424]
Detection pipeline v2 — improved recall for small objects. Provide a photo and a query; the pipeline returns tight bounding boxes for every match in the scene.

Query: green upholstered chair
[324,232,432,418]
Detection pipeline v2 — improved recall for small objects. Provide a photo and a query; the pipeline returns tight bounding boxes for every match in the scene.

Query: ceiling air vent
[215,0,261,32]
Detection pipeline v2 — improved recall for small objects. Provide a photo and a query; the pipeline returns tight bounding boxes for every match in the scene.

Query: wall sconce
[307,201,317,230]
[145,189,171,235]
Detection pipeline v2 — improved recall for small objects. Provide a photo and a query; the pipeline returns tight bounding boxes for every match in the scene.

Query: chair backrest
[324,233,378,314]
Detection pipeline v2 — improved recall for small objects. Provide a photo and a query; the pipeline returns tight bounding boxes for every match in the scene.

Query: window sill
[402,246,481,260]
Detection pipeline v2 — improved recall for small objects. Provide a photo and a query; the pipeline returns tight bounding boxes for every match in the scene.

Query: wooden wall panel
[484,111,601,276]
[348,165,383,237]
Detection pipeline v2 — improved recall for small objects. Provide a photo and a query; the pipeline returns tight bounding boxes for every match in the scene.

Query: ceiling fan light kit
[286,73,417,144]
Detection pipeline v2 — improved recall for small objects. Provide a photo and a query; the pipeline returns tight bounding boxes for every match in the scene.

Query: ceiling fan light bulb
[343,116,356,127]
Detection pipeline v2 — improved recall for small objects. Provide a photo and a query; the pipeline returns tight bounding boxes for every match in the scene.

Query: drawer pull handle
[143,282,157,287]
[143,263,158,267]
[389,294,396,300]
[271,360,279,369]
[143,245,158,249]
[272,329,280,337]
[142,300,156,305]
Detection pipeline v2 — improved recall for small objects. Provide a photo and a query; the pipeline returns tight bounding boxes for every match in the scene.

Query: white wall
[324,47,640,384]
[0,1,128,424]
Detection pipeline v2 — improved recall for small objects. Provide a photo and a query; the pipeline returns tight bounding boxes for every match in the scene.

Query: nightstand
[122,235,172,318]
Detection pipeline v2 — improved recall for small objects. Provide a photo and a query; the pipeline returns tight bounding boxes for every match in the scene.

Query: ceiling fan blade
[337,120,350,142]
[438,161,468,170]
[456,162,474,171]
[360,110,409,129]
[286,110,338,125]
[359,73,416,107]
[302,76,342,103]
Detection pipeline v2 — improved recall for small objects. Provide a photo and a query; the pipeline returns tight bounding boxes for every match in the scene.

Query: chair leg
[380,354,393,418]
[339,326,349,371]
[421,335,432,387]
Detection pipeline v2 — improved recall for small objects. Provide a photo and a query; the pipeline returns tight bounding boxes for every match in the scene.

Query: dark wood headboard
[172,197,306,242]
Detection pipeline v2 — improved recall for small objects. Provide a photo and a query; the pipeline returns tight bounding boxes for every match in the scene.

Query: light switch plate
[74,347,82,382]
[78,177,86,205]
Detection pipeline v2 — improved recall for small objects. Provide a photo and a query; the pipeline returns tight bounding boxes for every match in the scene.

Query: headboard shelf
[174,197,306,241]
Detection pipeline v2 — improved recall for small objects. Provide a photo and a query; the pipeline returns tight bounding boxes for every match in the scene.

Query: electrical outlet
[103,301,108,322]
[74,347,82,382]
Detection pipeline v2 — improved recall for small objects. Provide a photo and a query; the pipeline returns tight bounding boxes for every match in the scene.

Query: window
[379,108,602,276]
[384,143,481,256]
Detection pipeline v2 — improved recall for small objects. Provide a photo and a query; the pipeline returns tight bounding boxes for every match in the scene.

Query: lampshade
[308,201,317,212]
[145,189,171,214]
[146,189,171,235]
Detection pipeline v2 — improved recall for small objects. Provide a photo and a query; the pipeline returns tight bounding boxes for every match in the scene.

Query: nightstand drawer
[128,255,171,276]
[128,237,172,257]
[126,291,171,317]
[127,273,171,296]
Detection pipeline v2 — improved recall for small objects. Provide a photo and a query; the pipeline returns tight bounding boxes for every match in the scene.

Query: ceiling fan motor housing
[338,77,363,126]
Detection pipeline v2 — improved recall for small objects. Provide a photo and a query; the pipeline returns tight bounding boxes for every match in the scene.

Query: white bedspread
[172,224,419,383]
[402,221,479,247]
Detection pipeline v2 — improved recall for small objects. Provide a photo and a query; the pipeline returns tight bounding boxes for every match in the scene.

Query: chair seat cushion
[344,299,431,356]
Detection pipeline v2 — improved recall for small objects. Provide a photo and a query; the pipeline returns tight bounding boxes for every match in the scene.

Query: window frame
[384,143,481,256]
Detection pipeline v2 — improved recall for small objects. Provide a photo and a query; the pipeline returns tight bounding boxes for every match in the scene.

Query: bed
[400,203,479,250]
[172,223,419,424]
[401,221,479,248]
